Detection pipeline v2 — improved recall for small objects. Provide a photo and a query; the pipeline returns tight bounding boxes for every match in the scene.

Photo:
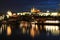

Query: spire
[31,7,36,12]
[31,7,40,13]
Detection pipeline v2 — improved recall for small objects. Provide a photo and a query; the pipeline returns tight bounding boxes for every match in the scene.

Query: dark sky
[0,0,60,12]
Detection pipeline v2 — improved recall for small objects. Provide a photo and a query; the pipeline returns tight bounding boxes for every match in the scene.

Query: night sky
[0,0,60,12]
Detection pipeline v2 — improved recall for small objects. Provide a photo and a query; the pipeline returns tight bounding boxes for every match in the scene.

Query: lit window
[51,12,58,16]
[31,24,35,28]
[44,20,59,23]
[17,13,20,15]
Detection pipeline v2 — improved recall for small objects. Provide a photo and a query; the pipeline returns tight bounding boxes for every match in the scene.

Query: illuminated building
[7,11,12,16]
[40,12,50,16]
[31,7,40,13]
[51,12,58,16]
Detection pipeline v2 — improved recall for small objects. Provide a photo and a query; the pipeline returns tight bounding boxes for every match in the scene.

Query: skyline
[0,0,60,12]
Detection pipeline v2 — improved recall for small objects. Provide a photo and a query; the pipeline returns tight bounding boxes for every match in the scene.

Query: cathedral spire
[31,7,40,13]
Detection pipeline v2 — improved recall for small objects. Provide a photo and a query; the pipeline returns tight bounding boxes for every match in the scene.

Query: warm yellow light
[31,23,35,28]
[31,8,35,12]
[13,13,16,16]
[31,22,35,28]
[30,28,36,37]
[7,26,12,36]
[51,12,58,16]
[22,12,26,15]
[22,28,26,34]
[19,23,23,28]
[35,24,38,30]
[44,25,59,33]
[40,13,50,16]
[17,13,20,15]
[0,27,2,34]
[51,30,60,35]
[0,15,5,20]
[2,24,5,31]
[44,20,59,23]
[40,25,42,30]
[7,11,12,16]
[6,15,9,18]
[20,21,28,28]
[1,24,7,31]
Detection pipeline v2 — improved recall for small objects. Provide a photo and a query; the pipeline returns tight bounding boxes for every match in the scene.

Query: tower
[31,7,40,13]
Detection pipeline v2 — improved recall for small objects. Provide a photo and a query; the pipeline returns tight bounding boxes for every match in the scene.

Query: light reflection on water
[0,27,2,34]
[44,25,60,36]
[0,24,7,34]
[19,21,29,28]
[22,28,26,34]
[1,21,60,38]
[7,25,12,36]
[1,24,12,36]
[30,28,36,37]
[51,30,60,36]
